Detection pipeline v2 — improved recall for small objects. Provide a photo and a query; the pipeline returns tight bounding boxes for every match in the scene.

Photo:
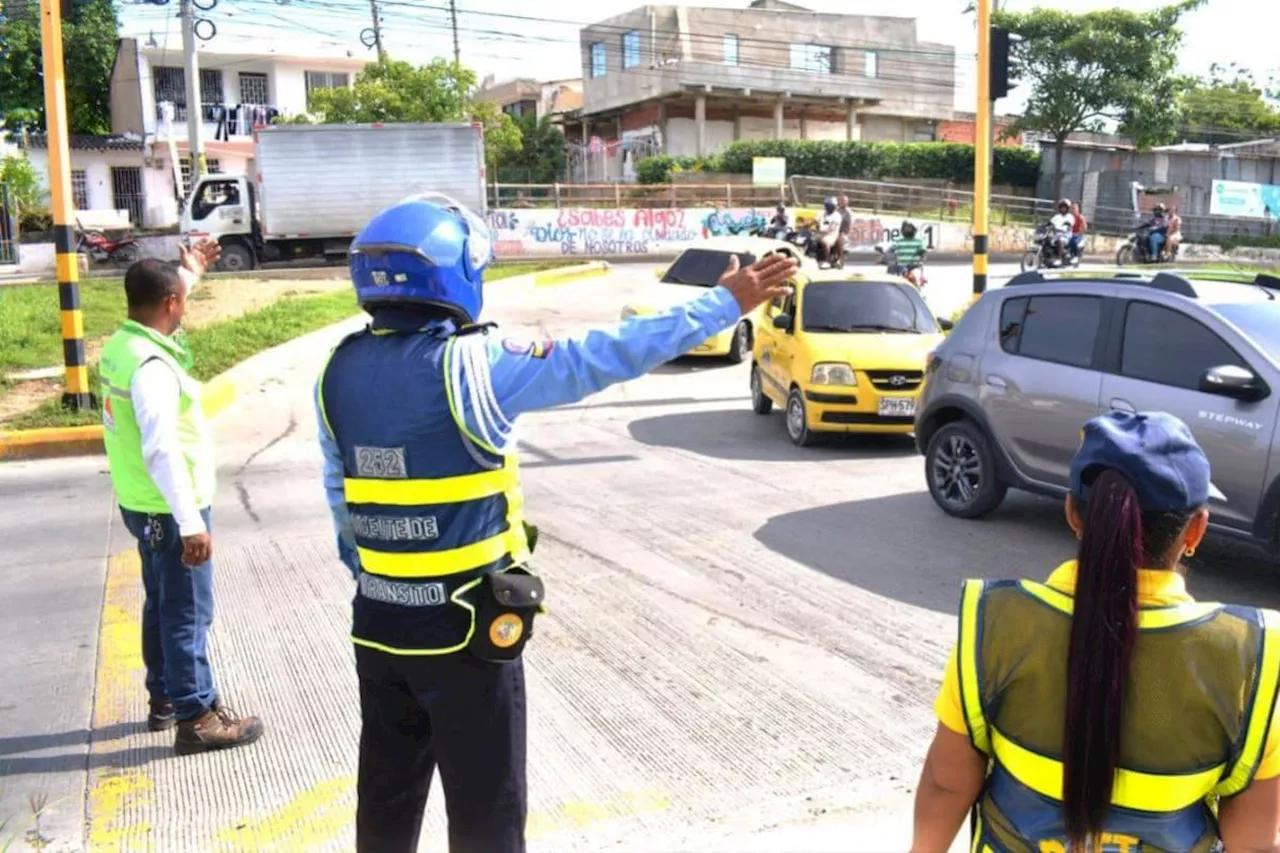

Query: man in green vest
[100,238,264,756]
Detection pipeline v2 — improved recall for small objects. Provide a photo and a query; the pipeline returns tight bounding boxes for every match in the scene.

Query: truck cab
[180,174,258,272]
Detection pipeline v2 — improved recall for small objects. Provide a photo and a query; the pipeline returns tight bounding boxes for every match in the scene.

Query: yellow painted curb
[0,374,241,462]
[532,260,611,287]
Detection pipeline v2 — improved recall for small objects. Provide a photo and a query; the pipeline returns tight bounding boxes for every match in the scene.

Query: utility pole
[39,0,91,411]
[972,0,992,301]
[449,0,460,65]
[180,0,206,189]
[369,0,384,60]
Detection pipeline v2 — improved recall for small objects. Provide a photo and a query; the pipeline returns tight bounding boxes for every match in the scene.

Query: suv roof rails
[1004,269,1198,297]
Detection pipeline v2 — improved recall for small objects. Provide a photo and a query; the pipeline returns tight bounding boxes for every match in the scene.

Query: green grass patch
[0,279,126,374]
[2,260,575,430]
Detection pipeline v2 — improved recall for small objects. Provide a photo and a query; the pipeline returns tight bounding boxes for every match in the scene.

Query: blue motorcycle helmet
[349,192,494,323]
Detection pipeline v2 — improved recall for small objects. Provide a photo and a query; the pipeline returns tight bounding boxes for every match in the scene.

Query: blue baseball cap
[1069,411,1225,511]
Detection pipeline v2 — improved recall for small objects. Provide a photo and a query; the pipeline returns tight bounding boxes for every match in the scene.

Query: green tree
[297,57,522,172]
[0,0,119,134]
[1180,63,1280,145]
[495,113,566,183]
[994,1,1205,197]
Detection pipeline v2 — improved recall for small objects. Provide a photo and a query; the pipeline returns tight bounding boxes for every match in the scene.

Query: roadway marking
[87,551,155,852]
[214,776,356,851]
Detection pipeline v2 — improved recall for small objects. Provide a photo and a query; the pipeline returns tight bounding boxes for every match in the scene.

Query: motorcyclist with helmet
[767,202,789,239]
[1048,199,1076,264]
[886,220,927,287]
[1138,203,1171,261]
[314,193,798,853]
[818,196,843,268]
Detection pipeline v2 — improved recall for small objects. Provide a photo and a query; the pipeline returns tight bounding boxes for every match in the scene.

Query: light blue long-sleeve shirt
[316,285,744,576]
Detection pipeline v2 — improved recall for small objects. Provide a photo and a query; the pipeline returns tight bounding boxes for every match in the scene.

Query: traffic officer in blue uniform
[315,193,798,853]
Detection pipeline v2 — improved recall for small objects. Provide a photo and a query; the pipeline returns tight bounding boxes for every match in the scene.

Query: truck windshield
[801,281,938,334]
[662,249,756,286]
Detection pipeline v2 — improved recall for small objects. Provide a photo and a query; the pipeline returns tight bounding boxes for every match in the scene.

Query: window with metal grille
[239,72,269,104]
[200,68,223,105]
[71,169,88,211]
[154,66,186,120]
[304,71,350,109]
[180,157,222,191]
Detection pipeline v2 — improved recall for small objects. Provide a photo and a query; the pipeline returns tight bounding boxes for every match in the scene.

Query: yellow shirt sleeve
[1253,696,1280,780]
[935,646,968,735]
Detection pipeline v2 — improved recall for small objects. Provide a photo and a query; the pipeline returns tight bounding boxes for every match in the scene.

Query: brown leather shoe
[174,702,264,756]
[148,697,176,732]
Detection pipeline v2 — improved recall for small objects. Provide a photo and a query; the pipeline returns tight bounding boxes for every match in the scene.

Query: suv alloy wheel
[924,419,1007,518]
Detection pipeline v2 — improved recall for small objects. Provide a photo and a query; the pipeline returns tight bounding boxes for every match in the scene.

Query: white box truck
[180,122,487,272]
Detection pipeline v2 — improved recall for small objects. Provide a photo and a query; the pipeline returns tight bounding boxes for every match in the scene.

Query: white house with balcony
[85,36,369,227]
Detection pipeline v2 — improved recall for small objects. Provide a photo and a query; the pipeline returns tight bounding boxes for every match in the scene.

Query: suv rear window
[662,249,757,287]
[999,295,1102,368]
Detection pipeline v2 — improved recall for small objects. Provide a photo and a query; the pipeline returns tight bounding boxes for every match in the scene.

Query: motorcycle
[76,219,140,267]
[1020,224,1080,272]
[1116,227,1179,266]
[875,242,927,289]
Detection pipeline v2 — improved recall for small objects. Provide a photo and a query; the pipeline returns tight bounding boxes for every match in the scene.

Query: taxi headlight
[620,305,638,320]
[811,362,856,386]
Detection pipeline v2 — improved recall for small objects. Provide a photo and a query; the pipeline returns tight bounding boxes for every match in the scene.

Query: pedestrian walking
[911,410,1280,851]
[100,239,264,755]
[315,193,798,853]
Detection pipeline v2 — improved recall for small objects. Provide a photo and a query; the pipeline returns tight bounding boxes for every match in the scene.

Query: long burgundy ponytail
[1062,469,1141,847]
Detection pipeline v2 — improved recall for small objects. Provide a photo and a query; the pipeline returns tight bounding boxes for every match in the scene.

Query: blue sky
[119,0,1274,116]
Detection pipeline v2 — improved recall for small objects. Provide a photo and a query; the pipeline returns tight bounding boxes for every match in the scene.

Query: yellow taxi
[750,269,952,445]
[620,235,813,363]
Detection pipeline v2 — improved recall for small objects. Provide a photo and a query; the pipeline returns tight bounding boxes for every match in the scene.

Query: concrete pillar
[846,101,858,141]
[694,94,706,158]
[799,111,809,141]
[616,117,623,141]
[657,101,668,155]
[773,98,784,139]
[732,104,741,141]
[581,119,589,145]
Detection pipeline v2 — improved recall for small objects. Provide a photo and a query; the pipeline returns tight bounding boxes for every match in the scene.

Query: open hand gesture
[179,237,221,279]
[718,253,799,314]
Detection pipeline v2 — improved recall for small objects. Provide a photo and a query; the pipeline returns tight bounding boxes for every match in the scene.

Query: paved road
[3,262,1279,852]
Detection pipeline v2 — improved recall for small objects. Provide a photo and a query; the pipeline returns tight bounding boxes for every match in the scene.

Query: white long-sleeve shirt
[130,267,207,536]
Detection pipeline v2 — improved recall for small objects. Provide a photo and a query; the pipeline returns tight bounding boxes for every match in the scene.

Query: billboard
[1210,179,1280,219]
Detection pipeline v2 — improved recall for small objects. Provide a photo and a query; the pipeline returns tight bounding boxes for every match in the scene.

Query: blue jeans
[120,507,218,721]
[1067,235,1082,256]
[1148,231,1166,259]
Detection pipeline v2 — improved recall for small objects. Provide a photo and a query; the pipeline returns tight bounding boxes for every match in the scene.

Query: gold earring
[1184,546,1196,558]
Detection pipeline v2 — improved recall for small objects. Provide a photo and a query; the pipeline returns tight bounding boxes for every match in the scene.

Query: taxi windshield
[801,281,937,334]
[662,249,757,286]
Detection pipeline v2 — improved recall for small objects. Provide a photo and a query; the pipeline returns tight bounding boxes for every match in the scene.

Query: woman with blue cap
[912,411,1280,851]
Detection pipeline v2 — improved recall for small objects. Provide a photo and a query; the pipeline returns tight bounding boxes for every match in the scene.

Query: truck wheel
[217,242,255,273]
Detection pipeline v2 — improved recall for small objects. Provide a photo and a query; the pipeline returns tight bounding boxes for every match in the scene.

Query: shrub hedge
[636,140,1042,189]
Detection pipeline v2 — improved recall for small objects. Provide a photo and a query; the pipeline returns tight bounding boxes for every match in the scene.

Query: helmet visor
[397,191,493,269]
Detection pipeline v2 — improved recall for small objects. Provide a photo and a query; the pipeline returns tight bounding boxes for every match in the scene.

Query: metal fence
[488,182,791,210]
[0,187,17,265]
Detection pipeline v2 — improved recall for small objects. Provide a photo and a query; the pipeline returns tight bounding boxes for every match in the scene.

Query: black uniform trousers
[354,645,527,853]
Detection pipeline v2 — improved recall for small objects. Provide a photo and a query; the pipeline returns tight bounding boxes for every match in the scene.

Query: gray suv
[915,269,1280,553]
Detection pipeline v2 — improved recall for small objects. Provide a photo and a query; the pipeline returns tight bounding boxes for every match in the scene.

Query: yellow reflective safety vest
[318,323,530,655]
[957,578,1280,853]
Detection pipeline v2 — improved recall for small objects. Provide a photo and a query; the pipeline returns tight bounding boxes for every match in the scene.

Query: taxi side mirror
[654,267,667,279]
[773,313,794,333]
[938,317,955,332]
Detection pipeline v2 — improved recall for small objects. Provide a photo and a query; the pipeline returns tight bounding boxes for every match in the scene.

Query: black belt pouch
[470,567,545,663]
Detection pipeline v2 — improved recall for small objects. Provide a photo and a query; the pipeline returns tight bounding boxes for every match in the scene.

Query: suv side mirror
[938,317,955,332]
[772,313,794,332]
[1200,364,1268,401]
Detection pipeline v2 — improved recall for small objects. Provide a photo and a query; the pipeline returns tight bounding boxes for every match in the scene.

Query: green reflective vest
[100,320,216,514]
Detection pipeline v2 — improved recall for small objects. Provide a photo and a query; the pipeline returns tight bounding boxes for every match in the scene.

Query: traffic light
[990,26,1011,101]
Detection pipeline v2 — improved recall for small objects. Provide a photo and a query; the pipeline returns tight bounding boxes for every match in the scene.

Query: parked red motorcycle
[76,219,140,267]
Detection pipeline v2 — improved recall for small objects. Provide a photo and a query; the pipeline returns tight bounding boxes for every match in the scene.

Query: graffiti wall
[487,207,942,257]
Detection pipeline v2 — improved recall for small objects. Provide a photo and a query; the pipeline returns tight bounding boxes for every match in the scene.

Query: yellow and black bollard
[972,0,992,303]
[40,0,92,410]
